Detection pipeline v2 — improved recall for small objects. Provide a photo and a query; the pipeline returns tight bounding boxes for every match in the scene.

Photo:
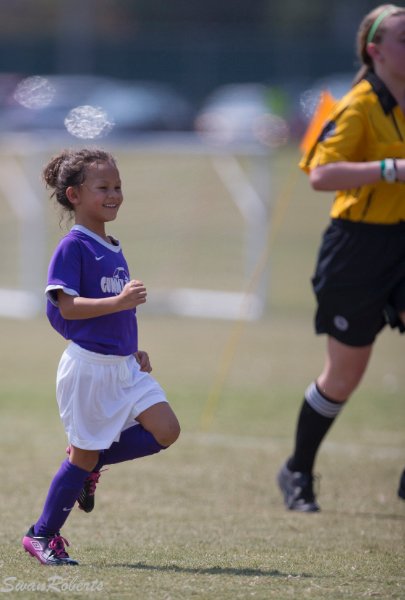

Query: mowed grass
[0,144,404,599]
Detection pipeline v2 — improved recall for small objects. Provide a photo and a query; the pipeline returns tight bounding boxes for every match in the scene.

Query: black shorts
[312,219,405,347]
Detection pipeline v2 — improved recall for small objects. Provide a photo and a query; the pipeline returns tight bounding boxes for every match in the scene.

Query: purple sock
[95,424,165,471]
[34,459,89,537]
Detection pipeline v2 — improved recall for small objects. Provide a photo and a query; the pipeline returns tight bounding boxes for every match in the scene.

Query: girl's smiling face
[66,160,123,237]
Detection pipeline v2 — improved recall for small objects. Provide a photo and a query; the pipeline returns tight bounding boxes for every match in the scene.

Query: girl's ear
[66,186,79,206]
[366,42,381,63]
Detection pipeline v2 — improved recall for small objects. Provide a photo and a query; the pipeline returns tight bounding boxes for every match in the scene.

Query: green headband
[367,6,398,44]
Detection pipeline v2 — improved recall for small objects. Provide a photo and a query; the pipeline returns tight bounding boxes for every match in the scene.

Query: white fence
[0,133,271,320]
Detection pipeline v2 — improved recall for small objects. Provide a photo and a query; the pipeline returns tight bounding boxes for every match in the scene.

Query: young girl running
[22,148,180,565]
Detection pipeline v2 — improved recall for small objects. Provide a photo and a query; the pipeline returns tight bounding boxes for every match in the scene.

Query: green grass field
[0,144,404,599]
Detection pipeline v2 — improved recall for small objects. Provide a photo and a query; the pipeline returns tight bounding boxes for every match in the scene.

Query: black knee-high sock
[287,382,345,474]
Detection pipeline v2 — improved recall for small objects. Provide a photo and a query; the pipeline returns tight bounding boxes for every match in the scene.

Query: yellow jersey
[300,73,405,224]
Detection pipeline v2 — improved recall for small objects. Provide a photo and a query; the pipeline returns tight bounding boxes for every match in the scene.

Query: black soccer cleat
[277,462,320,512]
[22,525,78,565]
[77,471,102,513]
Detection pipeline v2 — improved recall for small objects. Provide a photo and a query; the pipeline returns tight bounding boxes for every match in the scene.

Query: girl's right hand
[118,280,147,310]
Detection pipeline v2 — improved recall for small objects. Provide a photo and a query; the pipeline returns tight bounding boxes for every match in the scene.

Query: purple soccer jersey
[46,225,138,355]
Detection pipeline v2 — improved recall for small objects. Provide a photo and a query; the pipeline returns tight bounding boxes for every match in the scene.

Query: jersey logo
[100,267,129,295]
[95,255,105,261]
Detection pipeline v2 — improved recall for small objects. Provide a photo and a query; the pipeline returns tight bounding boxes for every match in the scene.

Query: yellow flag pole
[200,90,336,430]
[200,161,299,430]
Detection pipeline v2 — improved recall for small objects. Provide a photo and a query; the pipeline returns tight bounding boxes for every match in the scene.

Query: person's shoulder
[334,79,376,116]
[349,79,377,106]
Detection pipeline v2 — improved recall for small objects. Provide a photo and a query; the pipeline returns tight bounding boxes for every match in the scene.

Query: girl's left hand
[135,350,152,373]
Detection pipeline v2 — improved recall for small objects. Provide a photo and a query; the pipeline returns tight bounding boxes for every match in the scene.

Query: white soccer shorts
[56,342,168,450]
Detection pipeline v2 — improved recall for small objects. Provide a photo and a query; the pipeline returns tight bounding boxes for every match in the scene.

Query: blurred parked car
[86,80,194,133]
[194,83,290,148]
[0,74,194,137]
[0,74,110,133]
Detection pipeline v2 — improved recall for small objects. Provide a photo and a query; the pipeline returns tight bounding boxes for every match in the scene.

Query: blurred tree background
[0,0,386,103]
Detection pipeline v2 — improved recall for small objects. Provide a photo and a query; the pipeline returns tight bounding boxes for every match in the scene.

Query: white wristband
[381,158,397,183]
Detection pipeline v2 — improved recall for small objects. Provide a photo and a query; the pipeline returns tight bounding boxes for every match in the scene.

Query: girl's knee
[155,418,181,448]
[137,402,180,447]
[69,445,100,472]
